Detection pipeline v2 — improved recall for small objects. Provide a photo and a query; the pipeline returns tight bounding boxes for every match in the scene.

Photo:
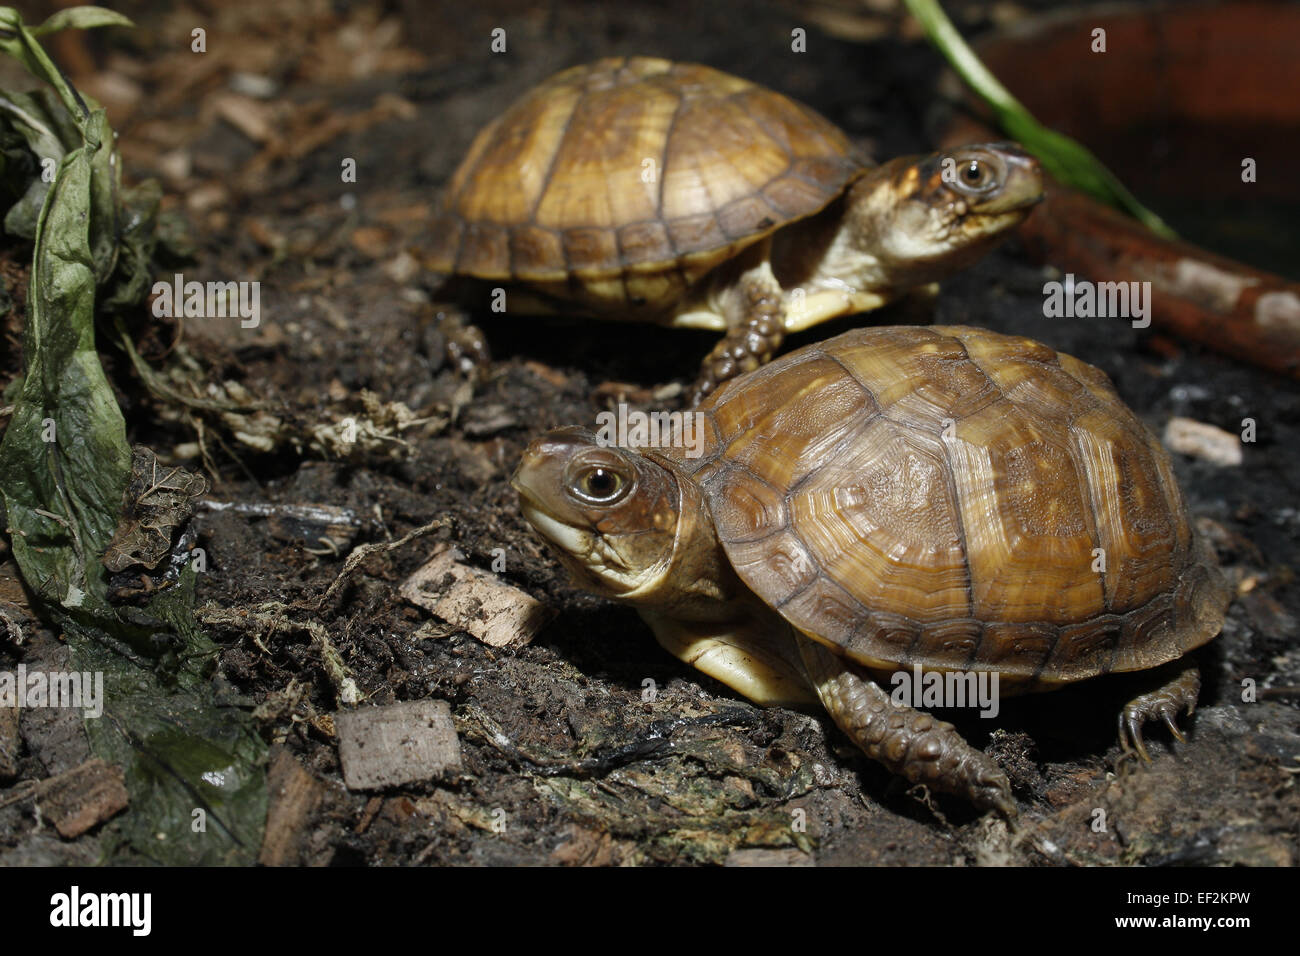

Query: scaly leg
[690,266,786,405]
[797,636,1016,818]
[1118,663,1200,762]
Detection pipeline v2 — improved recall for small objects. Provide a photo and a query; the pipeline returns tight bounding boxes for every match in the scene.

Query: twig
[461,701,760,778]
[197,602,359,706]
[0,780,38,809]
[318,516,452,609]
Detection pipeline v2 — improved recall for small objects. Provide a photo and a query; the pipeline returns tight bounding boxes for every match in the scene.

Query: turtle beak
[969,142,1044,215]
[512,429,600,558]
[511,428,589,520]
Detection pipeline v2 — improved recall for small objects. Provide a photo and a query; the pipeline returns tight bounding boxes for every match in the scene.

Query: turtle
[428,56,1043,400]
[510,324,1231,816]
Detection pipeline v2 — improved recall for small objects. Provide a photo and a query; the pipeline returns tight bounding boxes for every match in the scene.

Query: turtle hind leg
[689,269,786,405]
[1118,663,1201,762]
[796,636,1016,819]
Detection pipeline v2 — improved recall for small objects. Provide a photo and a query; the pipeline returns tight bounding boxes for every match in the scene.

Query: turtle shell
[666,325,1229,687]
[427,57,868,305]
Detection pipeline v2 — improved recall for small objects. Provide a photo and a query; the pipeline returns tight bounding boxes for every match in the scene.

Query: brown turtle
[429,57,1043,399]
[511,325,1231,816]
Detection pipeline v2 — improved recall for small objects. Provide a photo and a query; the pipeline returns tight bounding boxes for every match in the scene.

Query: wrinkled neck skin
[769,189,890,298]
[773,156,1013,299]
[615,458,748,623]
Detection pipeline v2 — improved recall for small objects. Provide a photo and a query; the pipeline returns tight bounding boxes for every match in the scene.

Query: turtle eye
[956,158,995,192]
[572,465,630,505]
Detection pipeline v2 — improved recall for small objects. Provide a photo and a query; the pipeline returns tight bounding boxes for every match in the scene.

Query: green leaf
[0,89,73,238]
[902,0,1176,238]
[0,8,95,120]
[0,103,128,610]
[30,6,135,37]
[0,8,266,865]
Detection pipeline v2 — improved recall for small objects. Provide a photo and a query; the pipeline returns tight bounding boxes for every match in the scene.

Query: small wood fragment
[724,847,815,867]
[36,758,129,838]
[400,545,553,647]
[0,706,19,781]
[259,748,326,866]
[335,700,461,791]
[1163,417,1244,466]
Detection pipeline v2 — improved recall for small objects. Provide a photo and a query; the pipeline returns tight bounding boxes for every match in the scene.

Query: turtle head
[512,427,734,613]
[512,427,682,600]
[847,142,1043,285]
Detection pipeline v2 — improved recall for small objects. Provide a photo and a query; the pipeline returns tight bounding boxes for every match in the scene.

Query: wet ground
[0,0,1297,865]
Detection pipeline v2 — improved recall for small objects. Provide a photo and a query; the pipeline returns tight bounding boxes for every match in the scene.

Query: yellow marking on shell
[660,96,790,221]
[533,83,676,231]
[1069,407,1178,613]
[947,403,1105,625]
[458,87,584,227]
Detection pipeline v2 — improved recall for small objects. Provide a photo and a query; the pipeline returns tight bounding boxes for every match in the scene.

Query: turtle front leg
[797,636,1016,818]
[690,265,786,405]
[1118,663,1200,762]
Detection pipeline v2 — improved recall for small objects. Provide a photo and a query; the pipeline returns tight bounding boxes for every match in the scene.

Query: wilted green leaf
[0,104,127,610]
[0,89,73,237]
[0,7,265,865]
[30,6,134,37]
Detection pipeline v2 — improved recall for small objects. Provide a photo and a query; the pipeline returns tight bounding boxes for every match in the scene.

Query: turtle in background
[428,57,1043,400]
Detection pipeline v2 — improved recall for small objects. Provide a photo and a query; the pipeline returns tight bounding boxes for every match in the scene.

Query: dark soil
[1,0,1296,866]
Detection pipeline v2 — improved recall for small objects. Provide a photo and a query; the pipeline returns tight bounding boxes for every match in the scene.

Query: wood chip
[0,706,18,781]
[382,251,421,285]
[350,226,395,259]
[259,748,326,866]
[724,847,815,867]
[211,92,276,143]
[335,700,460,791]
[1163,417,1244,466]
[400,545,553,647]
[550,824,620,866]
[36,758,129,838]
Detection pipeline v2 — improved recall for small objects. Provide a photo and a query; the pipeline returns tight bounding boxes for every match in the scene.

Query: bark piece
[401,545,553,647]
[336,700,460,790]
[36,758,129,838]
[259,748,326,866]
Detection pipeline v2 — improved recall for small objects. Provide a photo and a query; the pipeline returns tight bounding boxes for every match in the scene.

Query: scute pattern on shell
[666,325,1229,686]
[427,57,868,285]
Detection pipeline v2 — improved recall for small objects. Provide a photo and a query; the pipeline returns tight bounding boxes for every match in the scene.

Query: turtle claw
[1116,665,1200,763]
[1119,711,1152,762]
[976,769,1020,822]
[1162,710,1187,742]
